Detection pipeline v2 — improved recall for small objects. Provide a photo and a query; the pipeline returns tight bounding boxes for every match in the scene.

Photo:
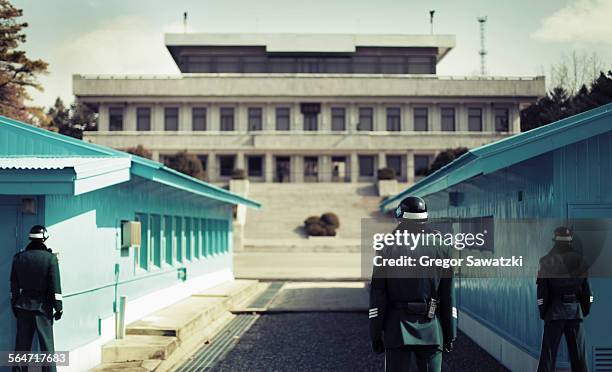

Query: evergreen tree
[0,0,47,121]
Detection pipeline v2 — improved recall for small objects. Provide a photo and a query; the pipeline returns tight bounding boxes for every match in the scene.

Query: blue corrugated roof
[380,103,612,211]
[0,116,261,208]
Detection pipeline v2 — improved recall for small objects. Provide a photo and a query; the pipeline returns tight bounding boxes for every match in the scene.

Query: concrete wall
[422,130,612,371]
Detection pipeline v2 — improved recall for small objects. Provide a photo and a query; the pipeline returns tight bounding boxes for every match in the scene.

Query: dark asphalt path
[209,312,508,372]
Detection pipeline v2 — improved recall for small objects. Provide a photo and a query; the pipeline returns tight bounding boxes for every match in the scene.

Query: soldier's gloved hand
[372,339,385,354]
[443,340,454,353]
[12,306,18,318]
[53,310,63,321]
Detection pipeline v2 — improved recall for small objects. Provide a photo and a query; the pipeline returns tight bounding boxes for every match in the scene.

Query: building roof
[380,103,612,212]
[165,32,455,60]
[0,116,261,208]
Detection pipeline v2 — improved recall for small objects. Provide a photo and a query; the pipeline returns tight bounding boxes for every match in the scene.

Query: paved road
[208,282,509,372]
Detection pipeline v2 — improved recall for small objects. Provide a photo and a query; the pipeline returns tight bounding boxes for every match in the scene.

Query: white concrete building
[75,33,545,184]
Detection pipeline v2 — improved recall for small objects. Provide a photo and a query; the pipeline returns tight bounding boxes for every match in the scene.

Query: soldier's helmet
[29,225,49,241]
[553,226,572,242]
[394,196,428,221]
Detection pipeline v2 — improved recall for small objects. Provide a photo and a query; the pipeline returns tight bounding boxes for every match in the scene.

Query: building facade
[0,116,259,371]
[75,33,545,184]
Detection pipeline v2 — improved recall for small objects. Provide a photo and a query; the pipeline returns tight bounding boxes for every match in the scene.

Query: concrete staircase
[244,183,383,251]
[93,280,263,372]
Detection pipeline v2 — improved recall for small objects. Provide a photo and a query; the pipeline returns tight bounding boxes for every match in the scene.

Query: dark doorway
[275,156,291,183]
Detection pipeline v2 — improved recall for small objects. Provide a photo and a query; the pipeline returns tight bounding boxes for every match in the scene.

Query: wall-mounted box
[121,221,141,249]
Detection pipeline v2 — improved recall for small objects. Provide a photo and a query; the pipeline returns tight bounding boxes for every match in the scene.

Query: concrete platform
[101,335,178,363]
[94,279,261,371]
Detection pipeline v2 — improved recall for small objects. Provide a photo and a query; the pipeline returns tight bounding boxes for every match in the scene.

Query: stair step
[192,279,261,308]
[126,297,226,341]
[101,335,178,363]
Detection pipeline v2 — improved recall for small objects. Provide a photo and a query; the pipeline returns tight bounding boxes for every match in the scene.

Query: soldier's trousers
[13,309,56,372]
[385,346,442,372]
[537,319,588,372]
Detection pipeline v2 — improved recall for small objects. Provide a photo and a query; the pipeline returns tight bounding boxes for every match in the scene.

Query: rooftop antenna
[183,12,188,33]
[429,10,435,34]
[477,16,488,75]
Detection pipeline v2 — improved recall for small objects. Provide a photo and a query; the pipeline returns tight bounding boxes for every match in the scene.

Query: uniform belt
[561,294,578,303]
[392,302,428,315]
[21,290,46,298]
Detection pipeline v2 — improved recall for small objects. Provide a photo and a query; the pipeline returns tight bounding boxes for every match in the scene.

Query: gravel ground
[210,313,508,372]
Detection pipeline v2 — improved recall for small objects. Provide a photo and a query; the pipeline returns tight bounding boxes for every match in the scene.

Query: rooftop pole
[429,10,435,34]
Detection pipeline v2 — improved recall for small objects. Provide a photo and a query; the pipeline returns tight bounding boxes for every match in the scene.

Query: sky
[13,0,612,108]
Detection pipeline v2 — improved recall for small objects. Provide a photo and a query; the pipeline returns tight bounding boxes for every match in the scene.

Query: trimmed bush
[324,225,337,236]
[306,223,326,236]
[231,168,247,180]
[377,167,396,180]
[320,212,340,228]
[304,216,321,226]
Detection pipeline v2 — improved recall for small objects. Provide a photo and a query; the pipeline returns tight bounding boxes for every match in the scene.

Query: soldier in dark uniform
[537,226,593,372]
[10,225,63,372]
[370,196,457,372]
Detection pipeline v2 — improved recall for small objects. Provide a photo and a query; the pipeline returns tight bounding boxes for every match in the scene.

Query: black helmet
[553,226,572,242]
[29,225,49,241]
[394,196,428,220]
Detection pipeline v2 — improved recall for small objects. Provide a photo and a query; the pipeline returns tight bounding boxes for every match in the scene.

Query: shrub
[231,168,247,180]
[306,223,326,236]
[324,225,337,236]
[320,212,340,228]
[304,216,321,226]
[377,167,396,180]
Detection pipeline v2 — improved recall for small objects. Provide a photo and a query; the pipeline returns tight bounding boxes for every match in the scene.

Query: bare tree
[549,51,606,95]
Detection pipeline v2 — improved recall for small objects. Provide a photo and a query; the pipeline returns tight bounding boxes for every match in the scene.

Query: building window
[407,56,435,74]
[468,108,483,132]
[441,107,456,131]
[358,107,373,131]
[414,155,430,177]
[175,217,184,263]
[150,214,161,268]
[386,107,401,131]
[243,56,267,73]
[247,155,263,177]
[164,216,173,265]
[109,107,124,131]
[192,107,207,131]
[381,56,405,74]
[414,107,428,131]
[248,107,263,131]
[353,56,378,74]
[303,113,318,131]
[218,155,235,177]
[164,107,179,131]
[220,107,235,131]
[304,156,318,182]
[358,155,375,177]
[276,107,290,131]
[136,107,151,131]
[386,155,402,179]
[495,108,509,132]
[331,156,348,182]
[331,107,346,131]
[136,213,149,270]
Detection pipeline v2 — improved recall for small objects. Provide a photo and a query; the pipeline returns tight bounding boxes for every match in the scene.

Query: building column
[375,104,385,132]
[264,152,274,182]
[483,104,493,132]
[320,155,331,182]
[151,150,160,162]
[348,104,358,133]
[125,105,136,131]
[99,104,109,131]
[378,152,386,170]
[319,104,329,132]
[406,150,415,184]
[350,152,359,183]
[209,104,219,132]
[430,104,440,132]
[403,104,411,132]
[237,104,248,133]
[208,152,217,182]
[511,104,521,133]
[152,104,164,131]
[236,152,245,170]
[180,103,191,132]
[292,155,303,183]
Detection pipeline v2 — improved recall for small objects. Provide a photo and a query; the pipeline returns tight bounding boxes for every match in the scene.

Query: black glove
[53,310,63,321]
[443,340,454,353]
[12,306,18,318]
[372,338,385,354]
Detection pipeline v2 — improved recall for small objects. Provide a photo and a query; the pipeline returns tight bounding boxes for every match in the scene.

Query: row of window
[134,213,230,271]
[162,153,432,181]
[108,106,511,132]
[179,54,436,74]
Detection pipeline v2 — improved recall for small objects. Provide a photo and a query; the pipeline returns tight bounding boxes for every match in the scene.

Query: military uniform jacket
[369,222,457,349]
[10,242,63,317]
[536,245,593,321]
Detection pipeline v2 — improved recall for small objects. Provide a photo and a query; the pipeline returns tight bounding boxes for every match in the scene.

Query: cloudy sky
[13,0,612,108]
